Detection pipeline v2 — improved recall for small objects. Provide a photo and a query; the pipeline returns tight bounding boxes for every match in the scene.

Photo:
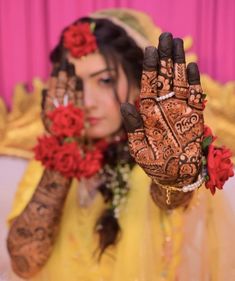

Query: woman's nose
[83,83,96,109]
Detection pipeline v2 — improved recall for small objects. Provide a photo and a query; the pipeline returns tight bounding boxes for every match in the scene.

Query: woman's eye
[98,77,115,86]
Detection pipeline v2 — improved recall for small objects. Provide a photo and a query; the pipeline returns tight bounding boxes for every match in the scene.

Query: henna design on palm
[121,33,204,188]
[41,60,83,134]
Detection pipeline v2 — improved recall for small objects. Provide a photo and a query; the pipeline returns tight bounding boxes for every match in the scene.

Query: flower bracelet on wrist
[153,167,207,205]
[34,104,107,180]
[153,125,234,206]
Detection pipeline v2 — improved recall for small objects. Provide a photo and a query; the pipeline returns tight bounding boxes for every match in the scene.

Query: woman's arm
[7,60,81,278]
[121,33,205,210]
[7,169,71,278]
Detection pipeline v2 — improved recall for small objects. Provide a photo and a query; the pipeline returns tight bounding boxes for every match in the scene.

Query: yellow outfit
[2,8,235,281]
[8,160,235,281]
[8,160,185,281]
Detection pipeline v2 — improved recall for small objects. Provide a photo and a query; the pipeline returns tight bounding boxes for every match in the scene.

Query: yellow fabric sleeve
[7,160,44,225]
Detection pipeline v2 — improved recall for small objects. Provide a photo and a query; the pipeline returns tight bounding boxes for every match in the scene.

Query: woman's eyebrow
[89,68,115,77]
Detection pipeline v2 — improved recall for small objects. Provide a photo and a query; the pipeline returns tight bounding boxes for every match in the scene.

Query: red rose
[203,125,216,142]
[47,104,84,138]
[77,148,103,179]
[94,139,108,151]
[54,142,80,178]
[34,136,60,169]
[63,23,97,58]
[205,145,234,194]
[34,132,105,180]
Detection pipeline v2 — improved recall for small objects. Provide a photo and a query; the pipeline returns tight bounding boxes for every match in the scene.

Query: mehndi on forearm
[7,169,71,278]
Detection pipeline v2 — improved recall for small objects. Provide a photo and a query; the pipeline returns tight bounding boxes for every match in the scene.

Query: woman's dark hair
[50,17,143,98]
[50,17,143,258]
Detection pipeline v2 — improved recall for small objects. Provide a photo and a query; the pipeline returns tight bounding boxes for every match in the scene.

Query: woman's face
[68,52,137,139]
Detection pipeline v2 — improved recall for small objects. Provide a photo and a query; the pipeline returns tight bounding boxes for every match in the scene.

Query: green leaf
[202,157,207,165]
[202,136,213,150]
[64,137,75,143]
[90,22,96,33]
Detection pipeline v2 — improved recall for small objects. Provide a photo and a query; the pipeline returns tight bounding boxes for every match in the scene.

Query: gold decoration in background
[0,79,45,159]
[202,75,235,162]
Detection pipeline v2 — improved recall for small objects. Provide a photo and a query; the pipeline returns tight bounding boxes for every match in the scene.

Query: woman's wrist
[150,180,195,210]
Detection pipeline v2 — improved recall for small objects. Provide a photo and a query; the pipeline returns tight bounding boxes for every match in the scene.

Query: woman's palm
[121,33,204,187]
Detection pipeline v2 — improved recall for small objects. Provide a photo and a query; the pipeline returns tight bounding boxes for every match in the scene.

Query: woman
[6,12,234,281]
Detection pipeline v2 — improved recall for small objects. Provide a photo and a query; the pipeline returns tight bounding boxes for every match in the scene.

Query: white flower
[122,174,129,181]
[114,208,120,218]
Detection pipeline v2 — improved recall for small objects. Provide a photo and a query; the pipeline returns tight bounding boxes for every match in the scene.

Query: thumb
[120,103,143,133]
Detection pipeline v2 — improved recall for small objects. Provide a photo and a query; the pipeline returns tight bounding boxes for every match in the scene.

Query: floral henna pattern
[121,34,205,208]
[173,63,188,99]
[140,71,158,98]
[42,61,81,135]
[188,84,204,110]
[128,67,204,187]
[7,170,71,278]
[157,58,174,93]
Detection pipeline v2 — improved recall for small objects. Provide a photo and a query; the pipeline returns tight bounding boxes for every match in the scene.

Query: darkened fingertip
[75,77,83,91]
[51,67,59,77]
[67,63,75,76]
[173,38,185,63]
[41,89,47,109]
[60,58,69,71]
[158,32,173,59]
[143,46,158,70]
[187,62,200,85]
[120,103,143,133]
[159,32,173,41]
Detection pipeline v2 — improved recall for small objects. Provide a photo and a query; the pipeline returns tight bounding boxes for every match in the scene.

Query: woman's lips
[87,117,101,125]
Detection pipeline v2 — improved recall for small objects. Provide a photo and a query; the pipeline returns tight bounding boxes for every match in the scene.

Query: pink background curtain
[0,0,234,108]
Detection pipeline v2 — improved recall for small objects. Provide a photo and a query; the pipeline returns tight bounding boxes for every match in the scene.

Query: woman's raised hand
[121,32,204,187]
[41,60,83,135]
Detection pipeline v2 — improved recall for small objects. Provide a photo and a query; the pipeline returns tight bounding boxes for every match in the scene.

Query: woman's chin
[85,127,118,140]
[85,129,108,140]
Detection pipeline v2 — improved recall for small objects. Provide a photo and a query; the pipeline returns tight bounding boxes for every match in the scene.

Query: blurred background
[0,0,235,107]
[0,0,234,280]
